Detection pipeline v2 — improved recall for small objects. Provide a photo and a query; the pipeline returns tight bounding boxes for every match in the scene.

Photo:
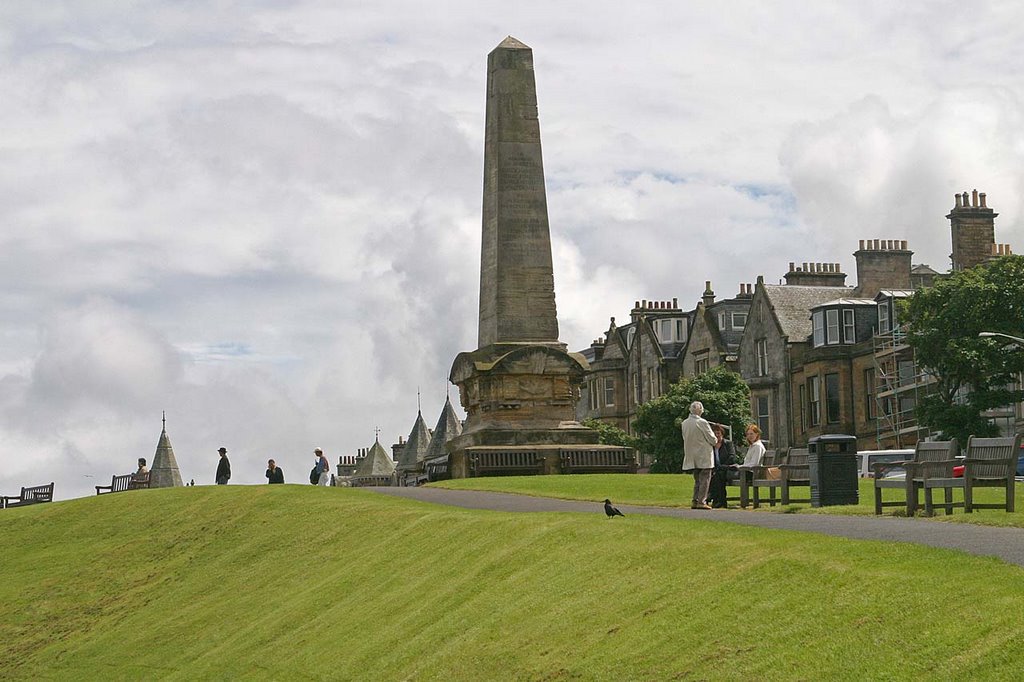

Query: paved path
[368,487,1024,568]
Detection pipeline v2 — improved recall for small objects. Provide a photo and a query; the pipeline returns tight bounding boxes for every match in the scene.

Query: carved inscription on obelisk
[477,36,560,348]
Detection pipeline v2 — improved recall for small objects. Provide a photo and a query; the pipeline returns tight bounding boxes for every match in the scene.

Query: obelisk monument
[446,37,617,477]
[477,36,561,350]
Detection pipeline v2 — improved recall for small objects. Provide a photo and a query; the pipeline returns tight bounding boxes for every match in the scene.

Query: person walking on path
[266,458,284,484]
[681,401,718,509]
[314,448,331,486]
[216,447,231,485]
[707,424,737,508]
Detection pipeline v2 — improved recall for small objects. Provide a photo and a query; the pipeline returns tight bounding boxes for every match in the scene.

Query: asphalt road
[368,486,1024,568]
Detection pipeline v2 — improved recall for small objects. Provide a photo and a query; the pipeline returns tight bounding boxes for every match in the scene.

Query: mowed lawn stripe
[1,486,1022,680]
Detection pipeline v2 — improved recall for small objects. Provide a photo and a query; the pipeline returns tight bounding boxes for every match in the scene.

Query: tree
[903,255,1024,446]
[582,419,637,450]
[632,366,752,473]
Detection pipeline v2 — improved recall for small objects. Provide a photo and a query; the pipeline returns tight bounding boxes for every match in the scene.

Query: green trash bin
[808,434,859,507]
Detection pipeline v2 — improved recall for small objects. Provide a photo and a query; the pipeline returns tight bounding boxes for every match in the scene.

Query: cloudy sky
[2,2,1023,498]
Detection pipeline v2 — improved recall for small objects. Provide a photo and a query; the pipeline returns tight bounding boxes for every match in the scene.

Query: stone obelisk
[477,36,561,350]
[446,37,613,478]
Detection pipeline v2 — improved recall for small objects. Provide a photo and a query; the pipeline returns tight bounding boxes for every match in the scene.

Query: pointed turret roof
[354,438,395,477]
[424,397,462,462]
[150,413,183,488]
[397,411,432,472]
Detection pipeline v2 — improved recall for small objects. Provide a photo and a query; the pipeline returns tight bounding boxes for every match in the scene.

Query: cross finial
[417,386,421,413]
[162,411,166,430]
[374,426,381,441]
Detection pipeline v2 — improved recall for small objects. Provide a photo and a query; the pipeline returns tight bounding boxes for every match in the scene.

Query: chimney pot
[980,192,987,208]
[873,239,880,250]
[672,297,678,308]
[802,262,808,272]
[859,240,865,250]
[641,299,647,309]
[972,189,979,207]
[955,193,962,208]
[789,262,795,272]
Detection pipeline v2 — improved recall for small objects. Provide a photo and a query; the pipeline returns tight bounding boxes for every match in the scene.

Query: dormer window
[813,306,861,347]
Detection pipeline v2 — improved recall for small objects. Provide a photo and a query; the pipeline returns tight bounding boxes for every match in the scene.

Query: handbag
[310,467,319,485]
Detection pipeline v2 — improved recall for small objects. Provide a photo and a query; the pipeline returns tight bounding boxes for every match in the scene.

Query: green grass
[2,485,1024,680]
[433,475,1024,526]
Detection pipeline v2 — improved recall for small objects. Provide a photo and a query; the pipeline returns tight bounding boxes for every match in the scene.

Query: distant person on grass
[216,447,231,485]
[266,459,284,484]
[681,401,718,510]
[314,448,331,486]
[707,424,737,508]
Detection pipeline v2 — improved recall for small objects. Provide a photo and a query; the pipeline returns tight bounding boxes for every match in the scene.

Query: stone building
[396,410,431,486]
[683,281,753,376]
[422,396,463,481]
[349,438,396,487]
[577,298,692,434]
[738,271,853,449]
[150,414,183,488]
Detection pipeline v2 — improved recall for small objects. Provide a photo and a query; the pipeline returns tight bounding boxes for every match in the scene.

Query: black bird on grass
[604,499,625,517]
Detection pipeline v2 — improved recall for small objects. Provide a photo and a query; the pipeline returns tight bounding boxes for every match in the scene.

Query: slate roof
[354,438,396,477]
[424,397,462,462]
[763,284,855,340]
[150,416,183,488]
[397,411,432,471]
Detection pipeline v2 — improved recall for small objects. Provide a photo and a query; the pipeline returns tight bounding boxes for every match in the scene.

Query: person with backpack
[313,448,331,486]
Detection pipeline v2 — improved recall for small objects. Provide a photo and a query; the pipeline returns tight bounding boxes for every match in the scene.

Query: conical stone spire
[397,411,432,472]
[424,396,463,462]
[478,36,560,348]
[150,413,183,488]
[354,438,396,477]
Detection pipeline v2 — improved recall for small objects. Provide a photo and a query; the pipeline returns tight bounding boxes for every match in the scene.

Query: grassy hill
[2,485,1023,680]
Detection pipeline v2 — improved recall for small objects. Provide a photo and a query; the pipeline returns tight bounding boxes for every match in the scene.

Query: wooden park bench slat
[96,472,151,495]
[470,450,544,477]
[751,450,785,508]
[559,448,636,474]
[873,440,957,515]
[2,482,54,509]
[779,448,811,505]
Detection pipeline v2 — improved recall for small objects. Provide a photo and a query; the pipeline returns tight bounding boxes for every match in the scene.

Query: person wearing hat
[314,448,330,486]
[216,447,231,485]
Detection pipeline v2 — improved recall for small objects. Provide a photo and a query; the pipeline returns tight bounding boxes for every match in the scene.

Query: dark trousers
[708,466,729,507]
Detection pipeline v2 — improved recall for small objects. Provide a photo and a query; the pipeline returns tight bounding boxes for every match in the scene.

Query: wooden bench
[873,440,957,515]
[469,449,544,477]
[95,472,151,495]
[921,435,1021,515]
[2,482,54,509]
[559,448,637,474]
[779,448,811,505]
[750,450,785,508]
[425,456,450,482]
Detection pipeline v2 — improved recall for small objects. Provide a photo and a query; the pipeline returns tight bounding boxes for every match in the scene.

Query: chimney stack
[948,189,998,271]
[783,261,847,287]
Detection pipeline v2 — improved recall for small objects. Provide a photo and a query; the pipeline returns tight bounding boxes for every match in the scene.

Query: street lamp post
[979,332,1024,345]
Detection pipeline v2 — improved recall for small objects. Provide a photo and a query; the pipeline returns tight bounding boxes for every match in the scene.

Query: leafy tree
[632,366,752,473]
[903,255,1024,445]
[582,419,637,449]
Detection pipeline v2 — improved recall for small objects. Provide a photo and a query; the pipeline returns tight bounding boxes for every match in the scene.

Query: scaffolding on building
[872,325,936,448]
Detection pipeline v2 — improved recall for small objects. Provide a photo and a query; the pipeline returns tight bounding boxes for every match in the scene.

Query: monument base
[447,428,635,478]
